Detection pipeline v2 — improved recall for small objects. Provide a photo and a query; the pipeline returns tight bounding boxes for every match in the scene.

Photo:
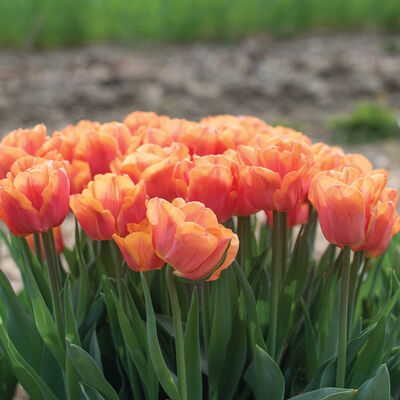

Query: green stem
[348,251,363,337]
[336,245,351,388]
[267,210,281,360]
[166,266,187,400]
[280,212,288,280]
[33,233,43,266]
[41,230,64,340]
[201,281,210,354]
[237,216,251,271]
[110,240,122,296]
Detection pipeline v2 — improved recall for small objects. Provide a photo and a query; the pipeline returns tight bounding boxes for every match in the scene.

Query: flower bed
[0,112,398,399]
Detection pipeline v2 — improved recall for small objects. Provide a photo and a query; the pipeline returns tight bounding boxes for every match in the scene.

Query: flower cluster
[0,112,398,281]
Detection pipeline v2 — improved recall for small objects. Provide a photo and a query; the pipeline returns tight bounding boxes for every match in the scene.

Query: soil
[1,31,400,399]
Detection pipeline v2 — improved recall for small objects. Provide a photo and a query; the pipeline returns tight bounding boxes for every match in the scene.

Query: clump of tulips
[0,113,399,400]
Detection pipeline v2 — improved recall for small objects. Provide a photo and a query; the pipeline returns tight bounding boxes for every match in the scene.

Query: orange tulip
[74,130,120,176]
[123,111,167,134]
[352,188,400,257]
[113,219,164,271]
[237,137,313,212]
[147,197,239,280]
[173,154,237,223]
[1,124,48,155]
[26,225,64,258]
[0,161,70,236]
[0,146,28,178]
[116,143,189,200]
[139,127,173,147]
[99,122,138,155]
[70,174,147,240]
[308,167,387,246]
[266,202,309,228]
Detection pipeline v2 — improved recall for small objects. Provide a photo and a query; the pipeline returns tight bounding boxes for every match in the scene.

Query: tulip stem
[166,266,187,400]
[280,212,288,280]
[268,210,281,360]
[33,233,43,266]
[348,251,363,337]
[237,216,250,271]
[201,281,210,354]
[41,230,64,341]
[336,245,351,388]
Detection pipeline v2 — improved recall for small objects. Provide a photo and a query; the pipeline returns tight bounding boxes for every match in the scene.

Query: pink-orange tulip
[1,124,48,155]
[173,155,237,223]
[147,197,239,280]
[70,174,147,240]
[0,161,70,236]
[309,167,387,246]
[237,137,313,212]
[0,146,28,178]
[113,219,164,271]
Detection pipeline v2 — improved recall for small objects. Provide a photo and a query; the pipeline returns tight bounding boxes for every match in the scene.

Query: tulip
[117,143,189,200]
[173,154,237,223]
[70,174,147,240]
[147,197,239,280]
[308,167,387,246]
[1,124,48,155]
[124,111,166,134]
[237,137,314,212]
[0,161,70,236]
[352,188,400,257]
[0,146,28,179]
[113,219,164,271]
[99,122,138,155]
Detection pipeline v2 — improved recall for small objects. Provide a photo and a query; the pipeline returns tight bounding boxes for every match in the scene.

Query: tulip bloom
[237,137,314,212]
[308,167,387,246]
[124,111,167,134]
[99,122,139,155]
[353,188,400,257]
[173,155,237,223]
[147,197,239,280]
[0,146,28,179]
[70,174,147,240]
[116,143,189,200]
[26,225,64,258]
[113,219,164,271]
[1,124,48,155]
[0,162,70,236]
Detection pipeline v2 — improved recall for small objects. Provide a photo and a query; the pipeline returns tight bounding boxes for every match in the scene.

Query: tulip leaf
[288,388,356,400]
[66,339,119,400]
[356,364,390,400]
[184,288,202,400]
[208,269,232,395]
[140,272,181,400]
[244,345,284,400]
[0,323,58,400]
[0,269,43,370]
[233,261,266,351]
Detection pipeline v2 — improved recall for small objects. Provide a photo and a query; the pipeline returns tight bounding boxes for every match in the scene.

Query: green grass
[328,102,400,143]
[1,0,400,48]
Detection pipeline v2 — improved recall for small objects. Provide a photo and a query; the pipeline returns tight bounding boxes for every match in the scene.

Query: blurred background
[0,0,400,184]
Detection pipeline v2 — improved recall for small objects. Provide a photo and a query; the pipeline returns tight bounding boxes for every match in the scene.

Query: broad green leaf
[184,289,202,400]
[356,364,390,400]
[0,323,57,400]
[0,350,17,400]
[288,388,356,400]
[140,273,181,400]
[244,345,284,400]
[66,339,119,400]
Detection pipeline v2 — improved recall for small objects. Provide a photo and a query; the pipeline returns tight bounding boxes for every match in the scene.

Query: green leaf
[356,364,390,400]
[233,261,266,351]
[0,323,57,400]
[184,288,202,400]
[208,269,232,394]
[140,272,181,400]
[66,339,119,400]
[0,269,43,370]
[0,350,17,400]
[288,388,356,400]
[244,345,284,400]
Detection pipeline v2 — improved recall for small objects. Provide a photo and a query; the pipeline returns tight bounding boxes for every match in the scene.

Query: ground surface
[1,31,400,399]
